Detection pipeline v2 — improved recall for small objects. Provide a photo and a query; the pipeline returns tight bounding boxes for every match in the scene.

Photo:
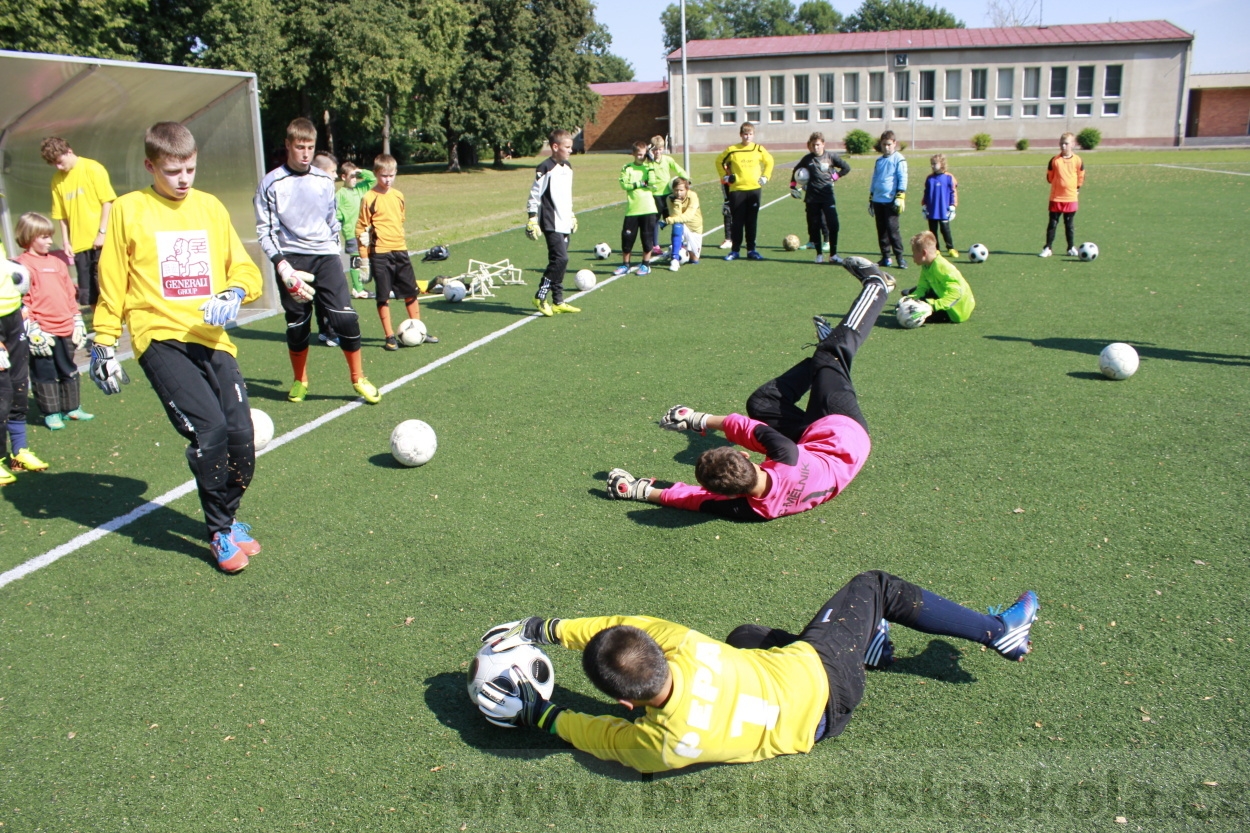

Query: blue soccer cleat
[864,618,894,669]
[988,591,1039,661]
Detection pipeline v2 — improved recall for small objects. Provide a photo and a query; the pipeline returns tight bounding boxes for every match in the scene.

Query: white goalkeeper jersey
[255,165,341,264]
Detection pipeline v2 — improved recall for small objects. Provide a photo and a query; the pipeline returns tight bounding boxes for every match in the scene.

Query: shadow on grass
[985,335,1250,367]
[369,452,407,469]
[2,472,213,567]
[883,639,976,684]
[244,378,359,405]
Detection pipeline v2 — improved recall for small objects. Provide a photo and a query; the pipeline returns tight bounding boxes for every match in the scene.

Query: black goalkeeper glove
[480,616,561,652]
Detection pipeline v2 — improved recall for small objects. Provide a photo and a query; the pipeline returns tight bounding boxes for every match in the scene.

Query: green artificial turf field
[1,151,1247,832]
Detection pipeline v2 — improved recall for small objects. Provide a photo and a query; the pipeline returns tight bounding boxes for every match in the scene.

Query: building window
[868,106,884,120]
[945,69,961,100]
[722,110,737,124]
[1023,67,1041,99]
[919,105,935,119]
[894,106,909,119]
[794,109,809,122]
[1023,103,1039,117]
[844,73,860,103]
[770,76,786,106]
[843,107,859,121]
[1102,101,1119,116]
[697,78,713,109]
[1076,66,1094,98]
[919,70,935,102]
[996,104,1012,118]
[769,109,785,123]
[818,107,834,121]
[971,69,987,101]
[970,104,986,118]
[1050,67,1067,98]
[794,75,810,106]
[894,71,910,102]
[944,105,959,119]
[819,73,836,104]
[1104,65,1123,97]
[1075,102,1091,116]
[746,110,760,122]
[698,111,713,125]
[722,77,737,107]
[1049,102,1065,117]
[997,67,1014,100]
[869,72,885,103]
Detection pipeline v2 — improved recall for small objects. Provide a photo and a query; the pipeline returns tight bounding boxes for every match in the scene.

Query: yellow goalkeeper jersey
[95,187,263,357]
[554,616,828,773]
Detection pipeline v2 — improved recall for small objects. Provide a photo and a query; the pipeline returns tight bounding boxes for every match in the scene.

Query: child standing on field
[1039,132,1085,258]
[40,136,118,307]
[664,177,703,271]
[15,212,93,430]
[649,135,687,253]
[869,130,908,269]
[790,131,851,265]
[356,154,438,350]
[716,122,774,261]
[337,161,376,299]
[922,154,958,259]
[525,129,580,316]
[613,140,661,277]
[0,248,49,485]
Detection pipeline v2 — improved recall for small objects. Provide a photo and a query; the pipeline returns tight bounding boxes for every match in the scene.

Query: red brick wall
[584,93,669,152]
[1188,88,1250,137]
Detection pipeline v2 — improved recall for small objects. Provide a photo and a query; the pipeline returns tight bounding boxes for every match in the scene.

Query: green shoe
[10,448,49,471]
[288,380,309,402]
[533,297,553,317]
[551,302,581,314]
[0,462,15,486]
[45,413,65,430]
[65,408,94,421]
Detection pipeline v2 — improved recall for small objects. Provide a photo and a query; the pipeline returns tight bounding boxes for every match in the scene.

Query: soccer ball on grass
[1099,343,1138,380]
[574,269,597,291]
[1078,242,1099,261]
[443,278,467,302]
[593,242,612,259]
[467,642,555,728]
[251,409,274,451]
[396,317,428,347]
[968,243,989,263]
[783,234,802,251]
[896,297,933,329]
[390,419,438,466]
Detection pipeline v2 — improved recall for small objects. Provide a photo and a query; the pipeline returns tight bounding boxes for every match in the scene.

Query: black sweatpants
[806,202,840,254]
[536,230,569,305]
[729,189,762,253]
[621,214,658,259]
[138,340,255,541]
[1045,210,1077,251]
[30,336,80,416]
[0,309,30,454]
[927,218,955,251]
[872,202,904,260]
[74,248,100,307]
[279,253,362,353]
[746,277,889,440]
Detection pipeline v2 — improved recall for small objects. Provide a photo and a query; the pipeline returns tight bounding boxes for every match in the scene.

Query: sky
[596,0,1250,82]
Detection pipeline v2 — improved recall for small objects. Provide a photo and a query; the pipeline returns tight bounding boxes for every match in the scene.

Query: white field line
[1154,164,1250,177]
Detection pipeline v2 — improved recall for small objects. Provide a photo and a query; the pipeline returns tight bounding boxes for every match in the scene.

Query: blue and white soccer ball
[594,242,612,260]
[1078,242,1099,261]
[1099,343,1138,380]
[968,243,989,263]
[467,642,555,727]
[390,419,437,466]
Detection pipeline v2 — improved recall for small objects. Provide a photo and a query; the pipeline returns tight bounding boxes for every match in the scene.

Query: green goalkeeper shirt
[913,254,975,322]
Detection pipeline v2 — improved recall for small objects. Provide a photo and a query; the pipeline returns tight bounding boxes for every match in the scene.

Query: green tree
[796,1,843,34]
[0,0,146,60]
[522,0,601,151]
[662,0,844,54]
[842,0,963,32]
[582,23,634,83]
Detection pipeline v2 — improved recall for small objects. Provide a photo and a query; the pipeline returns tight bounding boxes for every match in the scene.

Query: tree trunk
[446,134,461,172]
[323,110,334,155]
[382,95,391,156]
[493,145,504,167]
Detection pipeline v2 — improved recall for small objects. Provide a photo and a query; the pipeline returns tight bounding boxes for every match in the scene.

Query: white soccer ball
[467,642,556,728]
[594,242,612,260]
[1078,242,1099,261]
[793,167,810,186]
[783,234,802,251]
[1099,342,1139,380]
[968,243,989,263]
[396,317,427,347]
[679,247,691,264]
[250,408,274,451]
[443,278,467,302]
[574,269,597,291]
[896,297,933,329]
[390,418,437,466]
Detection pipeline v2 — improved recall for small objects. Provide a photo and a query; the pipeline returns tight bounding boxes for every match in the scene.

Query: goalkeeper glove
[70,313,87,348]
[570,215,578,234]
[476,668,565,732]
[24,317,54,357]
[277,261,316,302]
[0,344,8,371]
[949,208,957,221]
[481,616,561,652]
[358,229,371,248]
[526,216,541,241]
[660,405,709,434]
[758,176,768,186]
[867,202,875,218]
[199,287,245,326]
[607,468,655,502]
[789,187,803,200]
[830,171,840,182]
[721,174,735,186]
[89,344,130,395]
[894,194,906,212]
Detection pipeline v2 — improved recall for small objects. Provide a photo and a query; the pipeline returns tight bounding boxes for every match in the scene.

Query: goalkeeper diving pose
[475,570,1040,774]
[606,257,893,521]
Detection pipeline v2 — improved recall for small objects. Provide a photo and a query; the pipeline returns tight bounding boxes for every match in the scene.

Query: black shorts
[371,251,417,302]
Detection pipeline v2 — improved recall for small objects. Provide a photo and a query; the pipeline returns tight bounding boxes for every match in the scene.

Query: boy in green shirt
[336,162,376,298]
[613,141,661,277]
[901,232,975,324]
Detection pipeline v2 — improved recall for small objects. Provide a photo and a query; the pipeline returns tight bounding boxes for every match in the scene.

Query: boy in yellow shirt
[714,122,774,261]
[355,155,437,350]
[41,136,118,306]
[93,122,265,573]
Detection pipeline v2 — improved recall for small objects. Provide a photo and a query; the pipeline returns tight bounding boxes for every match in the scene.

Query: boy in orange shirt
[1039,132,1085,258]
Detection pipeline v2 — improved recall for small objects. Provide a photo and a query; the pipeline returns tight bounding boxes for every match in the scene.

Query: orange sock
[403,297,420,318]
[345,349,364,383]
[378,305,393,337]
[289,349,309,383]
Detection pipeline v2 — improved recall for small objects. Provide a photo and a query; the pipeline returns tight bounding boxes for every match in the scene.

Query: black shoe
[896,257,908,269]
[384,335,399,351]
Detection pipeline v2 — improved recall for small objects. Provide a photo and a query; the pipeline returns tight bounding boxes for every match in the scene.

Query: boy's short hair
[373,154,398,174]
[15,212,54,248]
[1060,131,1076,143]
[339,161,359,178]
[739,122,755,135]
[144,122,197,162]
[695,446,757,495]
[910,231,938,251]
[548,128,572,146]
[312,151,337,173]
[671,176,691,189]
[631,139,649,152]
[39,137,72,165]
[929,153,947,171]
[876,130,896,152]
[807,132,825,144]
[582,625,669,701]
[650,134,666,148]
[286,118,317,144]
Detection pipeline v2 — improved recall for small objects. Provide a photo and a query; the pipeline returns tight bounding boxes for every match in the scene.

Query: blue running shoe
[746,250,764,261]
[230,520,261,556]
[724,251,740,261]
[636,263,652,276]
[813,315,833,342]
[612,264,631,277]
[211,531,248,574]
[864,618,894,669]
[988,591,1039,661]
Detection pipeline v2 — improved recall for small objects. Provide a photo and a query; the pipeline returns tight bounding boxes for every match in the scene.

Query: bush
[1016,138,1029,151]
[1077,128,1102,150]
[844,129,874,155]
[897,140,908,152]
[972,133,992,151]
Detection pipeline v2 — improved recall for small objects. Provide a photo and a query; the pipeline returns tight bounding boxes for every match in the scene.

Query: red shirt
[19,251,78,337]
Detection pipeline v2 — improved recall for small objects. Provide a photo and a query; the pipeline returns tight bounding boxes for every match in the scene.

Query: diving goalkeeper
[606,257,893,521]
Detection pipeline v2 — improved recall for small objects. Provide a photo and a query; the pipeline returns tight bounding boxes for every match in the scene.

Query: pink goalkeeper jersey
[658,413,870,520]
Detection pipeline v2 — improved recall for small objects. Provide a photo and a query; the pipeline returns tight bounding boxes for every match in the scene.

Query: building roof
[667,20,1192,62]
[590,81,669,96]
[1189,72,1250,89]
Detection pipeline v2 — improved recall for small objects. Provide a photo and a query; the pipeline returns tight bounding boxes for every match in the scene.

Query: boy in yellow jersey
[93,122,264,573]
[355,155,438,351]
[41,136,118,306]
[477,571,1040,774]
[715,122,773,261]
